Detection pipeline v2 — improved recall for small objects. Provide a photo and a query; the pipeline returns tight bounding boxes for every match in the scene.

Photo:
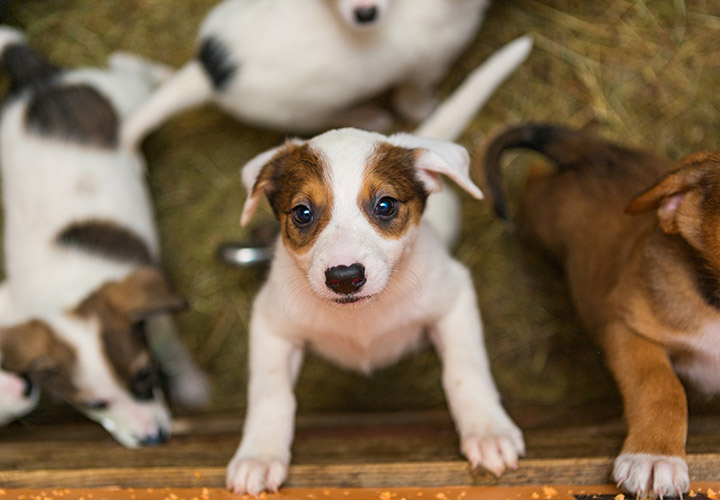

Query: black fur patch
[1,44,59,95]
[56,220,154,265]
[198,37,236,90]
[25,83,119,148]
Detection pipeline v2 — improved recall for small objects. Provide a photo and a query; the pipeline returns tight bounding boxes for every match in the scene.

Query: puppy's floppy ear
[387,133,483,199]
[0,320,72,375]
[626,152,718,234]
[240,139,305,226]
[80,267,187,323]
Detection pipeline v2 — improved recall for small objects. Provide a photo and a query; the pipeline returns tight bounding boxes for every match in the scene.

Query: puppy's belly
[305,323,427,374]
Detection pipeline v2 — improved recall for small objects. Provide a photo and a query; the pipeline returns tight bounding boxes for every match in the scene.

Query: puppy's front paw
[613,453,689,499]
[226,454,288,496]
[461,425,525,477]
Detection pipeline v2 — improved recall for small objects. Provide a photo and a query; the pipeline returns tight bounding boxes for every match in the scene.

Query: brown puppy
[482,124,720,498]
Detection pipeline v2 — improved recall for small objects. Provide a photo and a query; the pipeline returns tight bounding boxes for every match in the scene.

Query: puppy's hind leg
[430,268,525,477]
[603,322,689,499]
[144,314,211,409]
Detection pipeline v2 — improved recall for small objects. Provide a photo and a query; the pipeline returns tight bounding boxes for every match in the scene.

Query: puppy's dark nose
[325,264,366,294]
[354,6,378,24]
[139,429,169,446]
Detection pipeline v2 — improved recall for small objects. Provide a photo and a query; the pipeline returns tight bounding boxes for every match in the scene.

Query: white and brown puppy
[0,27,209,446]
[482,124,720,498]
[227,36,532,495]
[120,0,493,148]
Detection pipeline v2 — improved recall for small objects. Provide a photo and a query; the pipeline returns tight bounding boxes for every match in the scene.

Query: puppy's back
[482,125,673,315]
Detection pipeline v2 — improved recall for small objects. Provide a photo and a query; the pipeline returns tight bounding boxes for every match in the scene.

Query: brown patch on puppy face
[0,320,77,400]
[74,267,186,400]
[359,142,429,239]
[253,142,334,254]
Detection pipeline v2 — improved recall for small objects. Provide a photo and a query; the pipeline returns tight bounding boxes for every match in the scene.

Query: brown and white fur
[0,27,209,446]
[120,0,495,148]
[482,123,720,498]
[227,36,532,496]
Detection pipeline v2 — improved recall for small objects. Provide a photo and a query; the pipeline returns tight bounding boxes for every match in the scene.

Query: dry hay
[9,0,720,415]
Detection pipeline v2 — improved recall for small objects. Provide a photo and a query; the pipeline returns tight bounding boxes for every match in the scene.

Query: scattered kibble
[380,493,393,500]
[707,488,717,499]
[542,486,558,499]
[531,493,540,499]
[689,491,697,498]
[614,494,625,500]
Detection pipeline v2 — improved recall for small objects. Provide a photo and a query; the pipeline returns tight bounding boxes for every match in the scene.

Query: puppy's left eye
[292,205,314,227]
[374,197,397,218]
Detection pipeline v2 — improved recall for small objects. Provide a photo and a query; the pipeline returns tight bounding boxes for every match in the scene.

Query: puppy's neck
[651,231,720,312]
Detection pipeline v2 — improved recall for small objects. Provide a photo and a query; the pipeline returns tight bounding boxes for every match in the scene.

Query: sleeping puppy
[120,0,492,148]
[482,123,720,498]
[0,27,209,446]
[227,36,532,495]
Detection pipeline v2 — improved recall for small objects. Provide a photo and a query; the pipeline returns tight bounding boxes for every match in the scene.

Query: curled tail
[483,123,613,220]
[414,35,533,142]
[0,25,58,94]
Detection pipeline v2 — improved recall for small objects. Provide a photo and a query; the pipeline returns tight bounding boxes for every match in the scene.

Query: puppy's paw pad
[226,456,288,496]
[613,453,689,498]
[462,430,524,477]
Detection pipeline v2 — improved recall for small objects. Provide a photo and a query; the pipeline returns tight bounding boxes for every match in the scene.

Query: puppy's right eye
[292,205,314,227]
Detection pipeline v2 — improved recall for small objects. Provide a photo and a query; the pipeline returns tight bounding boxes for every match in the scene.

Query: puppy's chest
[673,319,720,358]
[667,319,720,393]
[298,309,429,373]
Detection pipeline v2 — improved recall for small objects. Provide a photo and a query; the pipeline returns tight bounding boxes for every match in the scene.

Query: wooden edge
[1,455,718,489]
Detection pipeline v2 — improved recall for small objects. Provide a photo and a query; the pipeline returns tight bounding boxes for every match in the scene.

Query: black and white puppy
[0,27,209,446]
[121,0,492,147]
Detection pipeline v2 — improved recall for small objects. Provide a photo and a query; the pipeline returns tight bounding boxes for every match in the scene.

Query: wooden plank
[2,413,720,471]
[1,455,719,489]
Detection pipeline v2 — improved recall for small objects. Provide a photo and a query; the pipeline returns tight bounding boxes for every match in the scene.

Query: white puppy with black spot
[227,36,533,495]
[0,26,208,446]
[121,0,493,148]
